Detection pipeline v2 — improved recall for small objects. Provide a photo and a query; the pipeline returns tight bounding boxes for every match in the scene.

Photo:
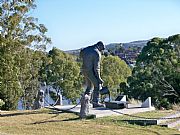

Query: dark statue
[80,41,105,108]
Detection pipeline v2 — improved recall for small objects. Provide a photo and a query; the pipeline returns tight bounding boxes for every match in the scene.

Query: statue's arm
[93,53,103,84]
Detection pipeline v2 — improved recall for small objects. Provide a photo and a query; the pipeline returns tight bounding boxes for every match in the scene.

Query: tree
[44,48,83,103]
[101,55,131,98]
[125,35,180,108]
[19,50,47,109]
[0,0,51,110]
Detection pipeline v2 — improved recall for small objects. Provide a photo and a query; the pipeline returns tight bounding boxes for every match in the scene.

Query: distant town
[66,40,149,67]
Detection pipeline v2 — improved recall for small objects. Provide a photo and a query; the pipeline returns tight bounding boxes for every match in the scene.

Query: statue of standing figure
[80,41,105,108]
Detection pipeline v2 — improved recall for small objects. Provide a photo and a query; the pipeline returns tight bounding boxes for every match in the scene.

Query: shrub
[0,99,5,109]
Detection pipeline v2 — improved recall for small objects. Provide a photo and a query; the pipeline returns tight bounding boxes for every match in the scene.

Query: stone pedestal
[80,94,90,119]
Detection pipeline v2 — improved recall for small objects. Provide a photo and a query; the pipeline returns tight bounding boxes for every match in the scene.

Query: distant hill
[123,40,149,48]
[65,49,81,56]
[65,40,149,56]
[106,40,149,50]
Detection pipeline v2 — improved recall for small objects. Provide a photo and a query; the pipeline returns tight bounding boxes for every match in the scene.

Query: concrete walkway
[158,111,180,131]
[49,104,155,118]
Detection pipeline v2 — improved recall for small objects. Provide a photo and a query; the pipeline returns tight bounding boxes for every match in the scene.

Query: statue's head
[96,41,105,51]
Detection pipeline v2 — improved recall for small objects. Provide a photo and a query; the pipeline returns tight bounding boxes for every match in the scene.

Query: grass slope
[0,109,179,135]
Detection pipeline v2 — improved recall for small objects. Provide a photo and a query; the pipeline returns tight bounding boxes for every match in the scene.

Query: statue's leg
[84,77,93,95]
[86,71,103,107]
[80,73,92,118]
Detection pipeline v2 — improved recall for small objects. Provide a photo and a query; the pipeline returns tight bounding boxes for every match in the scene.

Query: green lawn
[0,109,179,135]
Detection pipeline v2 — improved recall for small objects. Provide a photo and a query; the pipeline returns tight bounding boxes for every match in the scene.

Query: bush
[0,99,5,109]
[157,98,172,110]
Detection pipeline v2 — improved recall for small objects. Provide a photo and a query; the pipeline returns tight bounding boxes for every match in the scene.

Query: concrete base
[124,119,158,126]
[51,104,155,118]
[80,94,90,119]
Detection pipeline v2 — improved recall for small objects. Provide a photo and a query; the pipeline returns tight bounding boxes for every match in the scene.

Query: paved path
[49,104,155,118]
[158,111,180,131]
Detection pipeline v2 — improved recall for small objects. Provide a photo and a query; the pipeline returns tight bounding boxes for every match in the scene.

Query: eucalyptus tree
[0,0,51,110]
[44,48,83,103]
[101,55,131,98]
[126,35,180,108]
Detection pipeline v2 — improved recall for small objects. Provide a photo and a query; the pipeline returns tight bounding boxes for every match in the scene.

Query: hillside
[106,40,148,50]
[65,40,149,56]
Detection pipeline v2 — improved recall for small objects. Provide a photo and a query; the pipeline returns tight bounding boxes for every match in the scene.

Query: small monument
[39,90,45,107]
[141,97,152,108]
[33,89,44,109]
[55,92,63,105]
[105,95,127,109]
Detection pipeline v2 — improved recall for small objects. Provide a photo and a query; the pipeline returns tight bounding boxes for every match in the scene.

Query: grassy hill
[0,109,179,135]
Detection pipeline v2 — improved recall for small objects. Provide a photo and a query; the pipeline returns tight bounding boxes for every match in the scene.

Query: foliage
[0,0,51,110]
[42,47,83,103]
[101,55,131,98]
[0,99,5,108]
[19,50,47,109]
[124,34,180,108]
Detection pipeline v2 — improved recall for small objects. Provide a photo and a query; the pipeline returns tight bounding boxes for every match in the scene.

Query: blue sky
[33,0,180,51]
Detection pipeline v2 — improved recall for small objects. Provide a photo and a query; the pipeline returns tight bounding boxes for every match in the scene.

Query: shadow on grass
[28,110,95,125]
[30,117,80,125]
[29,112,81,125]
[0,111,45,117]
[0,109,63,117]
